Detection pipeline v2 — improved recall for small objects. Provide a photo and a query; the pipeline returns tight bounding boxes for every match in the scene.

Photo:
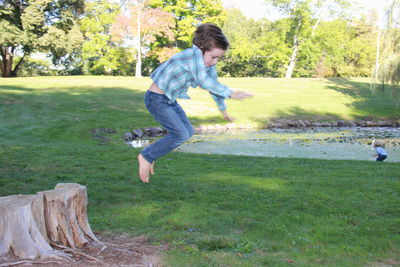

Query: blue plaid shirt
[150,45,232,111]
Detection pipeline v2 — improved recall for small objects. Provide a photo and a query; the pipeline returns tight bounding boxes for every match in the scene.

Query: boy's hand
[221,111,235,122]
[230,91,253,99]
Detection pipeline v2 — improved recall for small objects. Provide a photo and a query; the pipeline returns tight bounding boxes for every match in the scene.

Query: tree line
[0,0,397,82]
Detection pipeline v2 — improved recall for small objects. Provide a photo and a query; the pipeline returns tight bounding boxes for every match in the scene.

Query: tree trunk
[312,17,320,37]
[0,183,98,260]
[11,53,26,77]
[135,6,142,78]
[372,27,382,81]
[285,33,299,78]
[0,46,26,77]
[0,47,5,76]
[285,18,302,79]
[0,46,14,78]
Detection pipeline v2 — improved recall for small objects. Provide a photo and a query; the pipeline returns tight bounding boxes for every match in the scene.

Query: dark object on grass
[123,127,167,141]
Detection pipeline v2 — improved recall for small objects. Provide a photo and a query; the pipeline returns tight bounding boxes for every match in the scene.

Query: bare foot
[150,161,156,175]
[137,154,151,183]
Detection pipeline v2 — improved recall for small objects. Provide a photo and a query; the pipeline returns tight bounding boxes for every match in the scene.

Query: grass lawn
[1,76,400,266]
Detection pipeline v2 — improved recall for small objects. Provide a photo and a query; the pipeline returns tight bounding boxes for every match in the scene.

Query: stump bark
[0,183,98,260]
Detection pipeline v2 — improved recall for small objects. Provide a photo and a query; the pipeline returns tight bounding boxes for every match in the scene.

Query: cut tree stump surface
[0,183,97,260]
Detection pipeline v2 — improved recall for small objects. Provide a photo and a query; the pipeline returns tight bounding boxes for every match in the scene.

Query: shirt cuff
[223,88,232,98]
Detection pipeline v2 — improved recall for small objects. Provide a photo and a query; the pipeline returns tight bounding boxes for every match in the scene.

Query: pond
[128,127,400,162]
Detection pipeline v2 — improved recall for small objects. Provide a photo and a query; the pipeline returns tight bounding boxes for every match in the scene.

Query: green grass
[1,76,400,266]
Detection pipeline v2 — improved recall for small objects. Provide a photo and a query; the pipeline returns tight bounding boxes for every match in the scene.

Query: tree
[220,8,290,77]
[0,0,84,77]
[149,0,226,49]
[313,15,376,78]
[265,0,352,78]
[111,0,175,77]
[79,0,126,75]
[372,0,400,97]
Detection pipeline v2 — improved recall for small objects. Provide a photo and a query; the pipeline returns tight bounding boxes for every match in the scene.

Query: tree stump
[0,183,98,260]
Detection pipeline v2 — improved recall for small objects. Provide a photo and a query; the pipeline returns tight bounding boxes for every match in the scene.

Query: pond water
[129,127,400,162]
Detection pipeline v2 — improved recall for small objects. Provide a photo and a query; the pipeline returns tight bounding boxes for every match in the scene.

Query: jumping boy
[137,23,253,183]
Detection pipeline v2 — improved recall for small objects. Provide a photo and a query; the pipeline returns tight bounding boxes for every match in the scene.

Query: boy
[372,139,388,161]
[138,23,253,183]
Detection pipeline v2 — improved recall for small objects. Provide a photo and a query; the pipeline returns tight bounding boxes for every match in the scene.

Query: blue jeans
[140,91,194,163]
[376,154,387,161]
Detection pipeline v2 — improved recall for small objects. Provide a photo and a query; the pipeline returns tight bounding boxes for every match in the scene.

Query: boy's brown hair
[192,23,229,53]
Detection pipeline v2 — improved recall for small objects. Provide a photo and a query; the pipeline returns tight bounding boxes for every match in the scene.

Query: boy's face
[203,47,225,67]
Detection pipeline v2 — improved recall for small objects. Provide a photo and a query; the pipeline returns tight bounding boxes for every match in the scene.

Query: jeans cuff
[141,152,154,164]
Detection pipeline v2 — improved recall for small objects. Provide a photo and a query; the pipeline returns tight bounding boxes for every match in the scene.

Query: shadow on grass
[251,78,399,126]
[251,106,343,126]
[0,85,36,92]
[325,78,399,119]
[0,83,231,144]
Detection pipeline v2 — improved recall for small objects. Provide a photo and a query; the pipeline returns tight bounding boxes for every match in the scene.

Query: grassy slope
[1,76,399,266]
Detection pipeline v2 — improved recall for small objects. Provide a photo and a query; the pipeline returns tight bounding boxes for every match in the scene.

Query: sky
[222,0,386,23]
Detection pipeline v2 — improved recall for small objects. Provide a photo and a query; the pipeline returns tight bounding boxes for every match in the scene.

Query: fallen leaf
[282,258,295,263]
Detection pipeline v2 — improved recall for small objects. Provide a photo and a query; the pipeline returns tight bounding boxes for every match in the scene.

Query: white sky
[223,0,386,22]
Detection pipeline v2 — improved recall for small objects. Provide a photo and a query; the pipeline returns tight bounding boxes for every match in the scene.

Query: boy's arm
[191,48,232,98]
[210,92,227,111]
[208,66,227,110]
[221,110,235,122]
[208,67,234,121]
[209,92,234,121]
[191,49,253,100]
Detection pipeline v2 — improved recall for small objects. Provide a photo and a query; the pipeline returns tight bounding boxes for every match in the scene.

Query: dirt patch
[1,99,24,105]
[0,233,167,267]
[366,259,400,267]
[90,128,117,145]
